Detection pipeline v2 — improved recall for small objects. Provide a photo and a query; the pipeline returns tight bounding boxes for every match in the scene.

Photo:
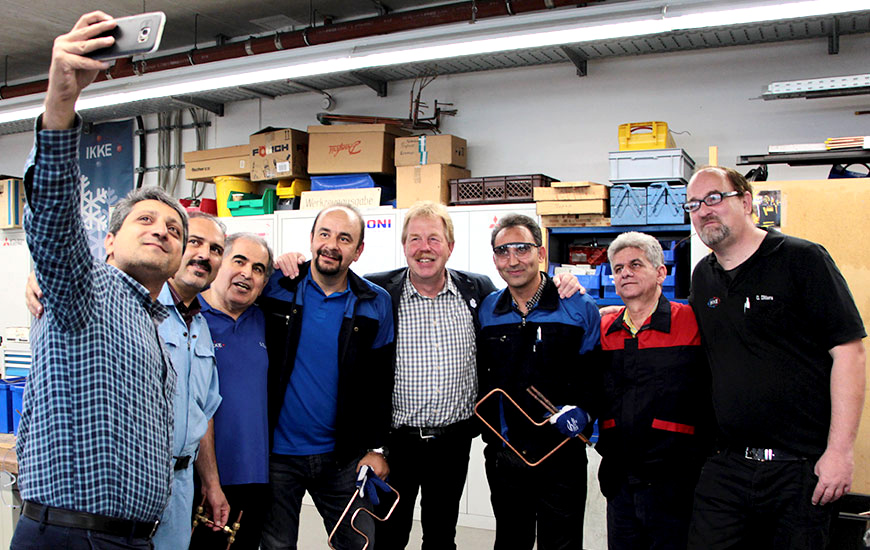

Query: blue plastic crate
[601,263,618,299]
[661,240,676,265]
[575,267,603,299]
[610,184,647,225]
[11,380,25,435]
[311,173,375,191]
[0,382,11,433]
[647,183,687,225]
[662,273,676,299]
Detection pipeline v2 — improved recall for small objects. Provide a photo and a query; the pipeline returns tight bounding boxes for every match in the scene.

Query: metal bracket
[560,46,588,77]
[828,17,839,55]
[351,71,388,97]
[170,96,224,116]
[239,86,278,100]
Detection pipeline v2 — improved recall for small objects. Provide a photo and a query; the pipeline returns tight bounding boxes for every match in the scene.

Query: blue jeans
[687,450,834,549]
[484,442,587,550]
[10,516,153,550]
[606,478,696,550]
[260,452,373,550]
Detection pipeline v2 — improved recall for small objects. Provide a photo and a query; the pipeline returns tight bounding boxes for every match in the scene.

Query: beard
[698,219,731,248]
[314,248,343,276]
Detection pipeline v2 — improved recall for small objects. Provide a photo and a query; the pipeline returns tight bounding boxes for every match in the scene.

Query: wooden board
[536,199,608,216]
[541,214,611,227]
[534,185,609,201]
[754,178,870,492]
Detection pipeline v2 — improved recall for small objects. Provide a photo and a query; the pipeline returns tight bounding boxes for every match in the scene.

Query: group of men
[10,10,867,550]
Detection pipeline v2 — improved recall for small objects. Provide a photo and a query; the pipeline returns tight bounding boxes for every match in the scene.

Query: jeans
[687,450,834,550]
[188,483,270,550]
[375,423,474,550]
[10,516,153,550]
[606,478,696,550]
[261,452,373,550]
[484,442,587,550]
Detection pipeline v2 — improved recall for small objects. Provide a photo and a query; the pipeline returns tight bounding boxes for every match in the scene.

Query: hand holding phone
[86,12,166,61]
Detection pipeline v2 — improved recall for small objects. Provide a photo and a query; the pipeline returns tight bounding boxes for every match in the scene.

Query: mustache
[187,258,212,272]
[317,248,342,262]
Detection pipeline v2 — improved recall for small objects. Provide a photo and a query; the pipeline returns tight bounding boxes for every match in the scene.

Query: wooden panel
[535,199,608,216]
[754,178,870,492]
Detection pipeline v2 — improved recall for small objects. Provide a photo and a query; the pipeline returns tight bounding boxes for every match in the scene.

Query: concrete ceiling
[0,0,449,85]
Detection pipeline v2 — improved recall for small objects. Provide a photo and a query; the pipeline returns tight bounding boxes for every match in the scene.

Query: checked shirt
[19,118,176,522]
[392,274,477,428]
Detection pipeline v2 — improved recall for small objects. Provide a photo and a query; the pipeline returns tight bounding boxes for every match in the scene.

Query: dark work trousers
[484,442,587,550]
[606,478,697,550]
[10,516,153,550]
[376,423,474,550]
[260,452,374,550]
[687,450,834,550]
[189,483,270,550]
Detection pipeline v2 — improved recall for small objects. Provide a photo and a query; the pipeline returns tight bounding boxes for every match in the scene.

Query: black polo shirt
[689,229,865,458]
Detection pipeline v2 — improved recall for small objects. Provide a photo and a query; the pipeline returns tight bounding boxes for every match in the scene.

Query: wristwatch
[367,447,389,459]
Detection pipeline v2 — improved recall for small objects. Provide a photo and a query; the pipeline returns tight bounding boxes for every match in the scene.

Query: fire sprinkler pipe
[0,0,593,100]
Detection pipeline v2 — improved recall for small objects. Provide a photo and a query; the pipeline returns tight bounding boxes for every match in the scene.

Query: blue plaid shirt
[18,116,176,522]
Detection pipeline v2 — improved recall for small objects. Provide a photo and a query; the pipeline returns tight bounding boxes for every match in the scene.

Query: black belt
[726,447,803,462]
[174,455,192,471]
[22,501,160,539]
[393,419,472,440]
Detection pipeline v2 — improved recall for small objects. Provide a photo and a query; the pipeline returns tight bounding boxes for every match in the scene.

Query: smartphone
[86,12,166,61]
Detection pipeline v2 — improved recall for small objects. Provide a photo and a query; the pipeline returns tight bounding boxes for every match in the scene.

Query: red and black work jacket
[595,294,713,497]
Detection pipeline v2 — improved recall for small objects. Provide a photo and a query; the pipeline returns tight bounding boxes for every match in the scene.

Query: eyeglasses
[493,242,538,259]
[682,191,741,213]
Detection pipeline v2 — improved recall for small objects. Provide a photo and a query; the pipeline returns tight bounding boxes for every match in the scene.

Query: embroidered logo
[213,342,225,349]
[756,294,774,301]
[707,297,720,308]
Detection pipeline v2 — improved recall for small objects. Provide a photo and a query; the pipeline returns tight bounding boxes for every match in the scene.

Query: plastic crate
[647,183,687,225]
[449,174,556,205]
[311,173,375,191]
[618,122,676,151]
[568,245,608,266]
[610,184,647,225]
[602,263,618,299]
[662,274,676,299]
[609,148,695,184]
[11,380,25,435]
[226,189,277,217]
[0,382,11,433]
[661,241,676,265]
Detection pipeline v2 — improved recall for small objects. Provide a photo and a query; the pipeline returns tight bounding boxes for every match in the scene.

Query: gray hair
[225,232,274,279]
[490,213,543,248]
[108,186,189,248]
[188,210,227,235]
[607,231,664,268]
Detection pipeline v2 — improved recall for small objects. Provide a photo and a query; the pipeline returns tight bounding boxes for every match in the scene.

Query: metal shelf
[548,224,691,234]
[737,150,870,167]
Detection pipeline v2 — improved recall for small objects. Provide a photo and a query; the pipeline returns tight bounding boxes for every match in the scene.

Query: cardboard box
[0,178,25,229]
[541,214,611,227]
[533,182,609,201]
[184,145,249,181]
[299,188,382,210]
[395,135,467,168]
[308,124,409,175]
[249,128,309,181]
[396,164,471,208]
[536,199,608,216]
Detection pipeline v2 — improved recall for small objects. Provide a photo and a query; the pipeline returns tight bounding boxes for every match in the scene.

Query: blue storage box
[575,265,603,299]
[610,184,647,225]
[11,380,25,435]
[311,173,375,191]
[601,263,618,299]
[647,183,687,225]
[0,382,12,433]
[662,273,676,299]
[661,240,676,265]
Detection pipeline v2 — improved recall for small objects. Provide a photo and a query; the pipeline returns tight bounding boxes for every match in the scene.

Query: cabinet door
[220,214,276,251]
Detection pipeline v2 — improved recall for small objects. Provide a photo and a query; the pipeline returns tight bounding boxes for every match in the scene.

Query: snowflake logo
[80,173,109,258]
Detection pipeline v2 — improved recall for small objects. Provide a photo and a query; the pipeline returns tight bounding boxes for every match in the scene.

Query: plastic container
[311,174,375,191]
[275,178,311,198]
[226,189,277,217]
[610,184,647,226]
[11,380,25,435]
[618,121,676,151]
[0,382,12,433]
[449,174,556,205]
[647,183,687,225]
[609,148,695,184]
[214,176,257,217]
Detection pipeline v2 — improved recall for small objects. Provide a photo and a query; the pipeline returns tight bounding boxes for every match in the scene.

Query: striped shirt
[18,117,176,522]
[392,274,476,428]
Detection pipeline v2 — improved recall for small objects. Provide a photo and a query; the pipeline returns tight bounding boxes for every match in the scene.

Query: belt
[174,455,192,471]
[728,447,803,462]
[394,419,472,440]
[22,501,160,539]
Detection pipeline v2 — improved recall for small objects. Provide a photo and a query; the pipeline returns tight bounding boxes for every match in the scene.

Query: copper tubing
[327,480,401,550]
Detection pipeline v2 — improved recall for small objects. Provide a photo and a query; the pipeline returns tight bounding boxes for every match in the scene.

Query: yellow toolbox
[618,122,676,151]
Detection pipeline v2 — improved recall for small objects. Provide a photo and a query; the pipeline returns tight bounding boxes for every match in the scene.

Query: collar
[493,272,557,315]
[706,227,785,274]
[402,269,456,300]
[109,264,169,323]
[167,283,202,327]
[605,293,672,336]
[278,260,376,301]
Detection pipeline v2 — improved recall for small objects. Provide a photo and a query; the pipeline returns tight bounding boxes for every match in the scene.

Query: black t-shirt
[689,229,866,457]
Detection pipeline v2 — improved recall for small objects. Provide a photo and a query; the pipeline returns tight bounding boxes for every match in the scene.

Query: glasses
[682,191,741,213]
[493,242,538,259]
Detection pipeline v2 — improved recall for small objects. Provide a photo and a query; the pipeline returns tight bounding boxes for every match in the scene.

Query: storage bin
[609,148,695,184]
[11,380,25,435]
[214,176,257,217]
[0,377,25,434]
[602,263,618,299]
[450,174,556,205]
[311,173,375,191]
[647,183,687,225]
[618,122,676,151]
[610,184,647,225]
[226,189,277,216]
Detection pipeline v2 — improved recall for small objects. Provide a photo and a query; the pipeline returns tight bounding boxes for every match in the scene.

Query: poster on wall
[752,190,782,229]
[78,120,135,259]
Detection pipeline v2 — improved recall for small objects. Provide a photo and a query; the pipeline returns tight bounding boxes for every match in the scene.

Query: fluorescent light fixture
[0,0,866,124]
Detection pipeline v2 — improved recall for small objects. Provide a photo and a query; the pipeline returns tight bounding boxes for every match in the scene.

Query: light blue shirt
[152,283,221,550]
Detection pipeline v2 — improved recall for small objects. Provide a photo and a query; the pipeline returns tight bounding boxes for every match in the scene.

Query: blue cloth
[18,116,175,522]
[152,284,222,550]
[200,298,270,486]
[272,276,350,455]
